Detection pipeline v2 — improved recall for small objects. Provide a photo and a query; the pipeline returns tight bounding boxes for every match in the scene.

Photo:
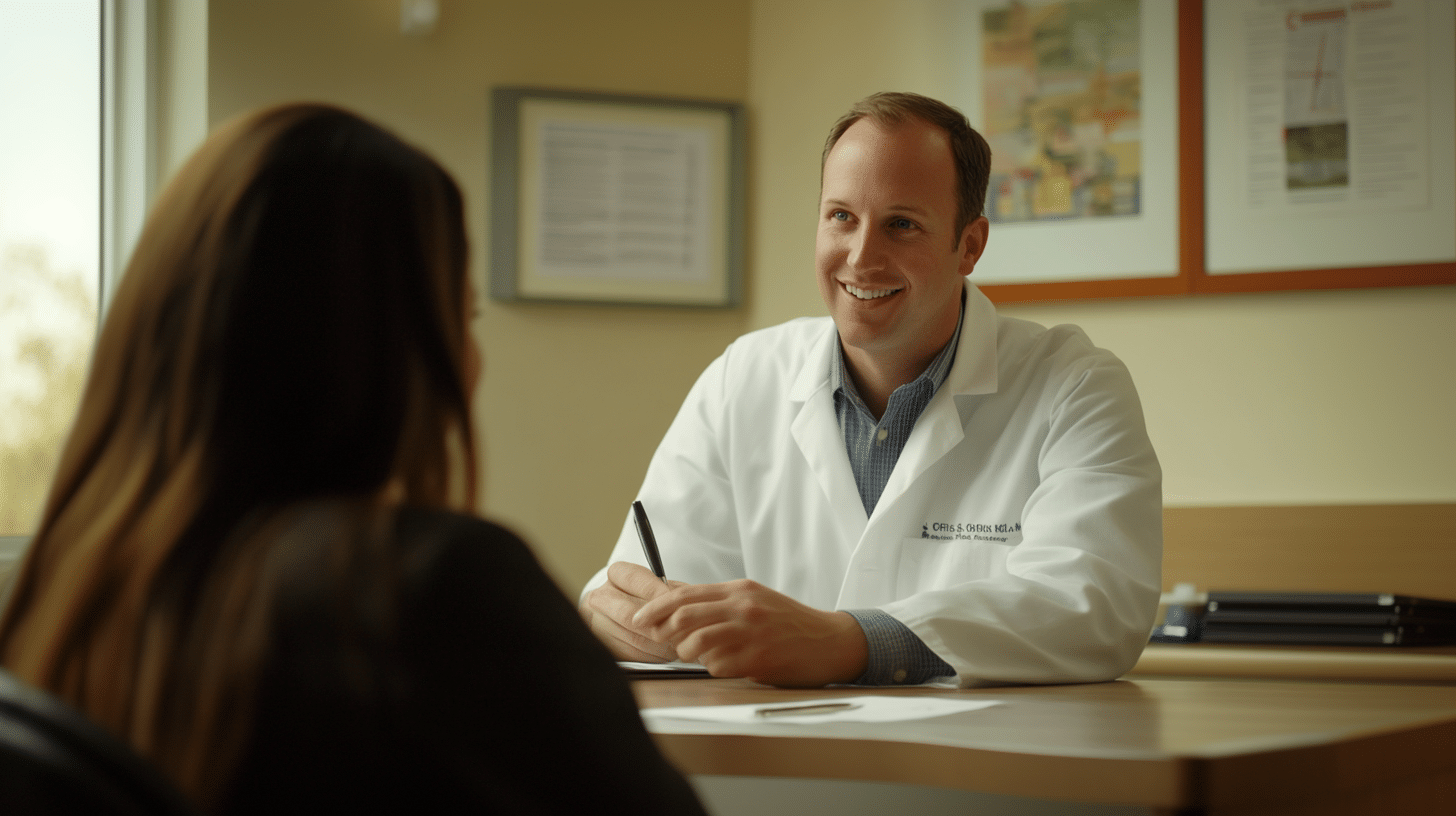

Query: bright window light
[0,0,102,535]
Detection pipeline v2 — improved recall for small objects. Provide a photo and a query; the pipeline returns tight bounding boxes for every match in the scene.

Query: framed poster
[489,87,745,306]
[950,0,1192,302]
[1197,0,1456,293]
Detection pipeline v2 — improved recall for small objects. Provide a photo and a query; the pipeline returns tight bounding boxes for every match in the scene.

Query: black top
[221,506,706,815]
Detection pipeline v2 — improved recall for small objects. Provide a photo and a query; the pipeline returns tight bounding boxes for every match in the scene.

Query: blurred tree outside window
[1,1,101,536]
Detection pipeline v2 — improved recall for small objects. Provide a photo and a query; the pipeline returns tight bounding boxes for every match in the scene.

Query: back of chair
[0,669,198,816]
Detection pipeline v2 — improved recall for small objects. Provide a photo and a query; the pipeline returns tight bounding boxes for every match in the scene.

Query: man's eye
[830,210,849,221]
[891,218,915,230]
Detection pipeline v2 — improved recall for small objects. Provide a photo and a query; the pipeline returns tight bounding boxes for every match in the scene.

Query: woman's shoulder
[392,506,527,550]
[388,507,555,598]
[258,502,562,632]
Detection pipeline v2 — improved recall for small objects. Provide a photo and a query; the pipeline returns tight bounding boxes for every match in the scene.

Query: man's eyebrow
[819,198,934,218]
[886,204,933,218]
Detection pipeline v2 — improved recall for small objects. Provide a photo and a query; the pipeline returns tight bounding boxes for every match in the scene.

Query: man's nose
[846,226,885,270]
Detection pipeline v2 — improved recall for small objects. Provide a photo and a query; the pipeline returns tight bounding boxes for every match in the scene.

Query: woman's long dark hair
[0,103,477,806]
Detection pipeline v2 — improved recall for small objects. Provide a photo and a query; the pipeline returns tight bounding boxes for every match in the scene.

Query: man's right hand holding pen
[580,561,686,664]
[578,503,689,663]
[581,502,869,688]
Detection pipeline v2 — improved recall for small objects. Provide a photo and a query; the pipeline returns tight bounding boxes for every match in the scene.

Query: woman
[0,103,706,815]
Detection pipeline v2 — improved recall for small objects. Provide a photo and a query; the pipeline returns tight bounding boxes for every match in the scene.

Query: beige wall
[206,0,1456,597]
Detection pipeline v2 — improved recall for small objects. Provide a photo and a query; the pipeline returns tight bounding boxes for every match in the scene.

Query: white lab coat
[584,280,1162,687]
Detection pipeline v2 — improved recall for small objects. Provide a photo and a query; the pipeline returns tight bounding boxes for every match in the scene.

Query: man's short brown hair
[822,92,991,246]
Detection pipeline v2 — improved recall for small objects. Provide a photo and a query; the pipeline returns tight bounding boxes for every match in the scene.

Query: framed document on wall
[1197,0,1456,294]
[489,88,746,307]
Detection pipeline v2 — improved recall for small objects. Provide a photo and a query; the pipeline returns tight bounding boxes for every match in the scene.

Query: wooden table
[633,676,1456,815]
[1132,643,1456,684]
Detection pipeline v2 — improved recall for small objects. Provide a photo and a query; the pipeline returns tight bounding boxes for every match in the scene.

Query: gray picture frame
[489,87,745,307]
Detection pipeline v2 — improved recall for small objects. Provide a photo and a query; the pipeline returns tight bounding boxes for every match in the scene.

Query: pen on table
[632,500,667,582]
[755,702,861,718]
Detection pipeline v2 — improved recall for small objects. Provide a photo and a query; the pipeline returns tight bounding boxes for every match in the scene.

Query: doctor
[580,92,1162,688]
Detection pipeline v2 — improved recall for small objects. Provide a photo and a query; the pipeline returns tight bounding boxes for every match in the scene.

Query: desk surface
[633,676,1456,814]
[1133,642,1456,683]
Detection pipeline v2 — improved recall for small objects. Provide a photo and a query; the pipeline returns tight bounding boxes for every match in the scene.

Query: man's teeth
[844,284,900,300]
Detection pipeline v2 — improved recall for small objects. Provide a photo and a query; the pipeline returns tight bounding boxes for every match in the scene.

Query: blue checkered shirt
[835,302,962,685]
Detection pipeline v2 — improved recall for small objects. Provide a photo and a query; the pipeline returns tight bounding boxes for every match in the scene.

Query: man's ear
[958,216,989,275]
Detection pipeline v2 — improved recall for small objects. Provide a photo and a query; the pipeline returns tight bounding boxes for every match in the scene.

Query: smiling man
[580,92,1163,688]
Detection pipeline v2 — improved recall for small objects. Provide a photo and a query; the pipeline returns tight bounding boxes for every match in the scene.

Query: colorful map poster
[981,0,1142,223]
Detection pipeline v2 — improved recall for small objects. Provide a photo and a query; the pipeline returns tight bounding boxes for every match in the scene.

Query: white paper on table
[642,695,1000,725]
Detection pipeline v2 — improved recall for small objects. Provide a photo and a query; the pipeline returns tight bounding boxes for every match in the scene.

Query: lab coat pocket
[897,535,1015,598]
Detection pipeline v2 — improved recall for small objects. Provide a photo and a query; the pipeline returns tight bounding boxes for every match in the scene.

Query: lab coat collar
[790,327,869,535]
[790,318,841,403]
[946,278,1000,398]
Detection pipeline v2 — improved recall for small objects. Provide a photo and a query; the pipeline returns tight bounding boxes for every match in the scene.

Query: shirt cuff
[843,608,956,685]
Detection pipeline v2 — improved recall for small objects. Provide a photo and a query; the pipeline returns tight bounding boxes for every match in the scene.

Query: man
[580,92,1161,688]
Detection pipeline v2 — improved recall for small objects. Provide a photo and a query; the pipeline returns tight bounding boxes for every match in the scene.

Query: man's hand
[580,561,683,662]
[632,578,869,688]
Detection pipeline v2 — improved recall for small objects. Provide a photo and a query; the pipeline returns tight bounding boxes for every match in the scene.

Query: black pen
[632,500,667,582]
[755,702,861,718]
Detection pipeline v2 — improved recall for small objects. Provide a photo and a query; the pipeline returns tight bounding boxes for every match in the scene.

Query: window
[0,1,102,550]
[1,1,201,572]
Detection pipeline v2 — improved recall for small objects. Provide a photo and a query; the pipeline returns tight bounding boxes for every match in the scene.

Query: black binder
[1198,591,1456,647]
[1199,622,1456,646]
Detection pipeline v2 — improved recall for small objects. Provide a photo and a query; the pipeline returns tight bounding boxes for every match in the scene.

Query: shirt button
[892,669,908,683]
[876,428,889,443]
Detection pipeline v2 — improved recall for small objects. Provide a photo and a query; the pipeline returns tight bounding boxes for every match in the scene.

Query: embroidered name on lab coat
[921,522,1022,542]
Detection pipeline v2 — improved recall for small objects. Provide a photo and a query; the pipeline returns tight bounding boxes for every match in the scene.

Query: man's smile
[843,283,902,300]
